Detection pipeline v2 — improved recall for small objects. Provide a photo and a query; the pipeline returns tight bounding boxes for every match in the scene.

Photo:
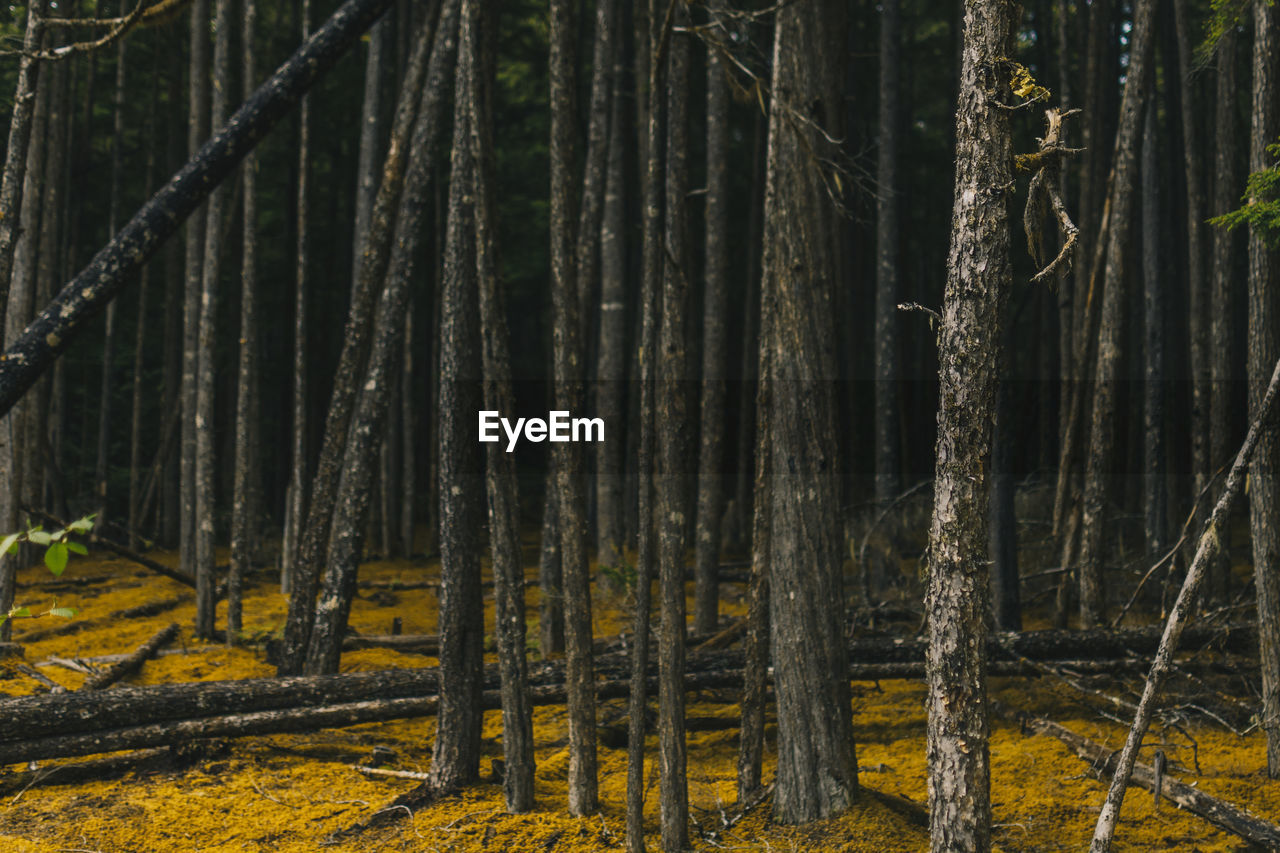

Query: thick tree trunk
[763,0,855,826]
[303,0,457,677]
[693,43,729,636]
[276,5,436,674]
[1076,0,1157,627]
[465,0,535,810]
[924,0,1017,846]
[430,0,482,793]
[1246,0,1280,778]
[549,0,597,817]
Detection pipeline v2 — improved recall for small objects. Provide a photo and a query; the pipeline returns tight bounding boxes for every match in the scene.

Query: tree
[762,0,855,825]
[923,0,1015,846]
[874,0,903,514]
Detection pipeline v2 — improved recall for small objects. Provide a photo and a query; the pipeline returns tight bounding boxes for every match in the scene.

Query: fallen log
[0,624,1255,745]
[1000,704,1280,850]
[0,673,742,766]
[0,749,171,798]
[82,623,180,691]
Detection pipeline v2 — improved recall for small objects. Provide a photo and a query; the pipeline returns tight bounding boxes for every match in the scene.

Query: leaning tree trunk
[230,0,261,642]
[1075,0,1157,627]
[924,0,1016,846]
[763,0,855,826]
[1246,0,1280,778]
[194,0,233,641]
[276,4,437,675]
[693,39,730,636]
[549,0,597,817]
[464,0,535,809]
[303,0,457,677]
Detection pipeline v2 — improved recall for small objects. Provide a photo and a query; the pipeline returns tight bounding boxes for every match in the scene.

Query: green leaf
[0,532,22,557]
[9,606,31,619]
[27,530,52,546]
[44,542,68,576]
[47,606,77,619]
[68,516,95,534]
[67,542,88,556]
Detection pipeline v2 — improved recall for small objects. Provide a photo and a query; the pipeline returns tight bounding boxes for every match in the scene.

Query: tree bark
[430,0,482,793]
[763,0,855,826]
[1141,88,1166,568]
[925,0,1017,846]
[549,0,597,817]
[694,40,729,636]
[464,0,535,810]
[875,0,903,510]
[1246,0,1280,778]
[1076,0,1157,627]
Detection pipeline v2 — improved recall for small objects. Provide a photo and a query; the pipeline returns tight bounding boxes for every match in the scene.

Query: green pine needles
[1210,138,1280,248]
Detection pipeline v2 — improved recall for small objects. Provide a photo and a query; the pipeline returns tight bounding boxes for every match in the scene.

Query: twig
[352,765,431,782]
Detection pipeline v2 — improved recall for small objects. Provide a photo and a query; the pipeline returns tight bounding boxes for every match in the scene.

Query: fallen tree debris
[82,623,180,691]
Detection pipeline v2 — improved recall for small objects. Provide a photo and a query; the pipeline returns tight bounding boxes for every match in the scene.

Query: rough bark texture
[658,4,692,845]
[0,0,398,416]
[303,0,457,677]
[1089,356,1280,852]
[549,0,597,817]
[694,44,729,636]
[874,0,902,507]
[459,0,535,810]
[429,0,482,795]
[924,0,1016,846]
[1076,0,1156,627]
[1246,0,1280,778]
[763,0,855,826]
[276,5,435,674]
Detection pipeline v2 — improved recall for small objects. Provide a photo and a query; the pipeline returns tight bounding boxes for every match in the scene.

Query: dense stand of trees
[1,0,1280,849]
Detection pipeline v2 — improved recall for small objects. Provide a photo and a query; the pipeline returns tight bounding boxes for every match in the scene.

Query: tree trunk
[1141,87,1167,567]
[1246,0,1280,778]
[925,0,1017,846]
[763,0,855,826]
[875,0,903,510]
[352,12,387,299]
[693,40,729,636]
[1076,0,1157,627]
[230,0,261,642]
[538,470,564,656]
[430,0,482,792]
[1207,26,1241,602]
[303,0,457,677]
[465,0,535,810]
[989,325,1020,631]
[276,4,437,674]
[657,3,692,844]
[549,0,597,817]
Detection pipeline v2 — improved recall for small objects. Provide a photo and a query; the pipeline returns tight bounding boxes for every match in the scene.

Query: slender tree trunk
[989,323,1019,631]
[465,0,534,808]
[276,5,438,675]
[549,0,597,816]
[231,0,261,643]
[399,307,416,556]
[538,466,564,657]
[1208,26,1240,601]
[1246,0,1280,778]
[657,4,692,844]
[181,0,211,615]
[352,12,387,299]
[1076,0,1157,627]
[693,41,729,635]
[303,0,457,677]
[875,0,903,510]
[594,51,627,571]
[1172,0,1209,509]
[1141,88,1166,566]
[431,0,483,788]
[764,0,855,826]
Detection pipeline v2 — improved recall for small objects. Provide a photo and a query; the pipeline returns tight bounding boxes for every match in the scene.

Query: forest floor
[0,518,1276,852]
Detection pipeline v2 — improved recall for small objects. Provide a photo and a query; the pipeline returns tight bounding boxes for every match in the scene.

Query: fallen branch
[1001,705,1280,850]
[1091,354,1280,853]
[81,623,179,691]
[352,765,431,781]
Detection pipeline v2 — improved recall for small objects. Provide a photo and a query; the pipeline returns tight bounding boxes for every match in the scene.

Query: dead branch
[1020,107,1082,283]
[81,623,179,691]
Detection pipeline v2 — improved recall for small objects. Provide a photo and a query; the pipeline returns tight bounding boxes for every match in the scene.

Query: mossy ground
[0,532,1274,852]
